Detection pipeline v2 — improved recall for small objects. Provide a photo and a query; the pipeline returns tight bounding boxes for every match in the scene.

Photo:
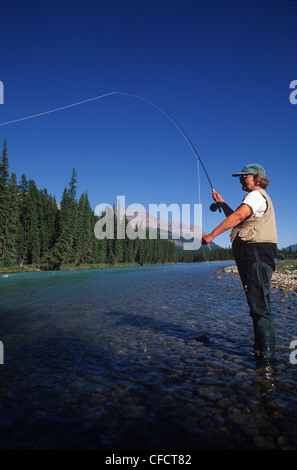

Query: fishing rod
[0,90,217,208]
[112,92,214,190]
[113,91,222,212]
[114,92,220,212]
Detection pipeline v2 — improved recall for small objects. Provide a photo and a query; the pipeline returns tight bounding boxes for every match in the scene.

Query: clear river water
[0,262,296,450]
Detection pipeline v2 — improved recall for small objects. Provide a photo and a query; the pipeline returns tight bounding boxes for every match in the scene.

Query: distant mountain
[120,208,221,250]
[284,243,297,252]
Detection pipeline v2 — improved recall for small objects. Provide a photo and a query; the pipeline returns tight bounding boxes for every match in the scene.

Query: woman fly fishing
[202,163,277,369]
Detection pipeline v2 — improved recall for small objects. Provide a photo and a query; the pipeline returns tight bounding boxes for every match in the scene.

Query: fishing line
[0,90,217,262]
[0,90,214,193]
[0,91,117,127]
[0,91,219,341]
[197,158,201,205]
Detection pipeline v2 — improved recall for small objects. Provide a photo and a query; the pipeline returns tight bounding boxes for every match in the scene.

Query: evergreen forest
[0,139,177,270]
[1,139,293,272]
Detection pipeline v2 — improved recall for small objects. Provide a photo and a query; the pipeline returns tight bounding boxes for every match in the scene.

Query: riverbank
[219,260,297,292]
[0,261,178,274]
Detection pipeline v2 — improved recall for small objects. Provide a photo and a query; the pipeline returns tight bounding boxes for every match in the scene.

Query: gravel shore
[219,265,297,293]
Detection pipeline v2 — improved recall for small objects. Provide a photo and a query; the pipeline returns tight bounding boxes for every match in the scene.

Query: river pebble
[0,263,296,450]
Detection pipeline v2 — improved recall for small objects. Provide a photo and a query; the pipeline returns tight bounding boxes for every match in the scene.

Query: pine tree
[0,138,10,263]
[0,144,178,269]
[96,236,107,264]
[0,138,9,194]
[68,167,77,205]
[124,217,134,263]
[18,174,31,265]
[40,169,78,269]
[113,213,124,263]
[72,192,93,265]
[40,188,59,255]
[27,180,45,264]
[3,173,20,266]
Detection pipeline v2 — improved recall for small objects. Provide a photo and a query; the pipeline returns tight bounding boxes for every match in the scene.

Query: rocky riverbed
[219,265,297,293]
[1,263,297,450]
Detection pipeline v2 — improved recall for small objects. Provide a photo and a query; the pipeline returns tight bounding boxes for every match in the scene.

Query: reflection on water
[0,262,296,449]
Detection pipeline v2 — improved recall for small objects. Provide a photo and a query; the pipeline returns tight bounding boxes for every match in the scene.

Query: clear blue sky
[0,0,296,248]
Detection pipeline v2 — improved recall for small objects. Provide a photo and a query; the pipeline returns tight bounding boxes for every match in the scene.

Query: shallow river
[0,262,296,450]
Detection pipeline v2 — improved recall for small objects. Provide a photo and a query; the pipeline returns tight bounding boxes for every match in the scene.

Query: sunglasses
[239,174,252,182]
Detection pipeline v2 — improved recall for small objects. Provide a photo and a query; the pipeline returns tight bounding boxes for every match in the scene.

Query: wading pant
[236,247,276,367]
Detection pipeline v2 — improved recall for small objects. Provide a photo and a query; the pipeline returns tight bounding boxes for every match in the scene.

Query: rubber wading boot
[255,331,276,368]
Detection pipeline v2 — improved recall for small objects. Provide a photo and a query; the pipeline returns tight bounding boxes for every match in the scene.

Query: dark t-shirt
[232,234,276,273]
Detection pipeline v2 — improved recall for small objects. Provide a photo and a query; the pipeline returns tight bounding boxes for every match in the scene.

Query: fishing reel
[209,202,223,213]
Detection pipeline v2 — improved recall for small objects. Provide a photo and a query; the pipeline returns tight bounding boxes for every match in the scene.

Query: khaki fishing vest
[230,189,277,244]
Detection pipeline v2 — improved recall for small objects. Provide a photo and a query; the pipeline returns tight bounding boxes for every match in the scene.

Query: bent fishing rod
[115,93,224,212]
[113,92,214,190]
[0,90,219,211]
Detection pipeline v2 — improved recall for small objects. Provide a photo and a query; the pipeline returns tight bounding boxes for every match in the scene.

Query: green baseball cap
[232,163,266,177]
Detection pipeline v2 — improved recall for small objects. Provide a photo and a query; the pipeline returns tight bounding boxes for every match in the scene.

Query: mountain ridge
[120,208,221,250]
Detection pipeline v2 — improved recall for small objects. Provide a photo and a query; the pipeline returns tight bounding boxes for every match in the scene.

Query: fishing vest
[230,189,277,244]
